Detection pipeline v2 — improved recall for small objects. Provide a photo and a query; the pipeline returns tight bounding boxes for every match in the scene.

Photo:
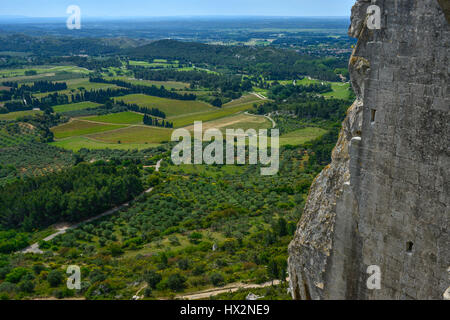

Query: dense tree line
[0,231,29,254]
[128,39,342,81]
[3,81,67,95]
[143,114,173,128]
[70,88,129,104]
[268,83,332,100]
[256,95,349,122]
[303,126,340,169]
[89,77,196,101]
[3,87,130,113]
[0,90,13,103]
[0,162,144,231]
[0,34,127,57]
[131,68,252,98]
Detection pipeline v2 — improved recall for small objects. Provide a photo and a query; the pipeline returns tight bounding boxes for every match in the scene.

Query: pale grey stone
[288,0,449,300]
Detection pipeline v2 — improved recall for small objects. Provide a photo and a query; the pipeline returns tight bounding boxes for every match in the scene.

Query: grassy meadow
[51,120,127,139]
[105,77,189,90]
[87,125,172,144]
[0,110,42,120]
[53,102,101,113]
[50,136,159,151]
[84,111,144,125]
[279,127,327,146]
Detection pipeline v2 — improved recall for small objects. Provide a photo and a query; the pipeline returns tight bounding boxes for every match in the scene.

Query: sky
[0,0,355,17]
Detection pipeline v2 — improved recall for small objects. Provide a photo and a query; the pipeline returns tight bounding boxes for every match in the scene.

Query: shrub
[123,237,143,249]
[144,287,153,297]
[107,243,124,257]
[5,267,30,283]
[143,270,162,289]
[19,280,35,293]
[0,282,16,294]
[192,264,205,276]
[188,232,203,244]
[0,266,12,280]
[177,258,190,270]
[47,270,63,287]
[210,273,225,286]
[166,273,186,291]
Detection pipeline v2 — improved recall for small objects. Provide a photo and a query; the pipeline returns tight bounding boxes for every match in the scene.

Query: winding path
[133,280,284,301]
[244,111,276,129]
[251,92,268,100]
[20,159,162,254]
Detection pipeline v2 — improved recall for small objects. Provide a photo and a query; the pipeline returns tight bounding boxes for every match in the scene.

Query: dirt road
[176,280,282,300]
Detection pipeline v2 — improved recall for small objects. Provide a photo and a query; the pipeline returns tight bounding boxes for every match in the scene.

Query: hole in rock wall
[371,109,376,123]
[406,241,414,254]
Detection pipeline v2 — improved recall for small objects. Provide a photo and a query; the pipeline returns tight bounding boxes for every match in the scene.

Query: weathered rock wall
[288,0,449,300]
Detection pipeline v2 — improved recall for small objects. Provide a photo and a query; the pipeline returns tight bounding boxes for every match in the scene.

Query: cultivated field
[278,127,327,146]
[0,110,42,120]
[0,65,89,79]
[50,136,159,151]
[84,111,144,125]
[51,120,127,139]
[114,94,215,118]
[53,102,101,113]
[87,125,172,144]
[184,113,271,133]
[49,95,267,150]
[170,101,263,128]
[129,59,180,68]
[66,79,120,91]
[223,94,263,107]
[105,77,189,90]
[296,78,351,100]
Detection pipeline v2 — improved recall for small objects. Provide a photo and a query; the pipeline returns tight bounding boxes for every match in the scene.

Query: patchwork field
[66,78,120,91]
[50,136,159,151]
[84,111,143,125]
[51,120,127,139]
[170,102,263,128]
[296,78,351,100]
[129,59,180,68]
[0,110,42,120]
[114,94,215,118]
[87,125,172,144]
[0,65,89,78]
[0,66,309,152]
[223,94,263,107]
[53,102,101,113]
[184,113,271,133]
[106,77,189,90]
[49,98,267,150]
[322,82,351,100]
[33,79,119,100]
[278,127,327,146]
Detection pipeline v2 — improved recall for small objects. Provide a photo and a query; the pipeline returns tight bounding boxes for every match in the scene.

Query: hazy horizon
[0,15,352,21]
[0,0,355,18]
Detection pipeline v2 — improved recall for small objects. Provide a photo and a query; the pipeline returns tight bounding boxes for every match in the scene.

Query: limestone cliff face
[288,0,449,300]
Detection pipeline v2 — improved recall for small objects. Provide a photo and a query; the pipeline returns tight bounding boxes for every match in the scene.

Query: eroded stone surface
[288,0,449,300]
